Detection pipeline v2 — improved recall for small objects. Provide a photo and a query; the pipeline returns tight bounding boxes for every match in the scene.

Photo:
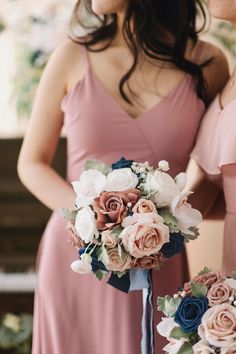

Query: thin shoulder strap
[192,41,205,64]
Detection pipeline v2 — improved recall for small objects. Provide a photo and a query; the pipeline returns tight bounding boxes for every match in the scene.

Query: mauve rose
[131,252,165,270]
[103,247,131,272]
[119,213,169,258]
[66,222,85,249]
[132,198,157,214]
[207,282,235,307]
[93,189,141,230]
[184,272,225,295]
[101,230,118,248]
[198,303,236,348]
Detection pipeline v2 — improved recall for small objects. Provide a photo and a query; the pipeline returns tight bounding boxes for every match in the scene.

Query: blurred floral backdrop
[0,0,236,136]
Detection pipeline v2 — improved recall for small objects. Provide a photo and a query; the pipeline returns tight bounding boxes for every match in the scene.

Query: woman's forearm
[18,162,76,211]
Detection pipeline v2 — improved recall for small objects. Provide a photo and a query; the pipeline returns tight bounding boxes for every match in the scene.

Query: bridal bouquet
[63,157,202,285]
[157,268,236,354]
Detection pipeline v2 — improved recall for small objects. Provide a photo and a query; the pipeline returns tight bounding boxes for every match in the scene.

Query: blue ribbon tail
[141,274,154,354]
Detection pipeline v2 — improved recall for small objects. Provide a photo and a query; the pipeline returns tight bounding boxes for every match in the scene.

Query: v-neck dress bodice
[32,45,205,354]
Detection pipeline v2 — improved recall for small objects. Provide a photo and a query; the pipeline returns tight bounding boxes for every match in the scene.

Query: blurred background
[0,1,235,352]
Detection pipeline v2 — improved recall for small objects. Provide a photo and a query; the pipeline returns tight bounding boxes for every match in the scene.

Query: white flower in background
[3,314,21,333]
[192,340,215,354]
[175,172,187,192]
[156,317,179,338]
[171,191,202,234]
[74,206,99,243]
[224,278,236,289]
[145,170,179,207]
[72,169,106,208]
[105,168,139,192]
[163,339,188,354]
[158,160,169,172]
[71,254,92,275]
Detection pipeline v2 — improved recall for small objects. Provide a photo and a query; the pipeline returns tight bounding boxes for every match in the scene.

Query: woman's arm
[17,40,83,210]
[222,164,236,215]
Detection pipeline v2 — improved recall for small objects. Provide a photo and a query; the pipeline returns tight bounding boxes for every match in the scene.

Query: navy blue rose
[79,248,107,272]
[112,157,134,170]
[160,233,184,258]
[174,296,208,333]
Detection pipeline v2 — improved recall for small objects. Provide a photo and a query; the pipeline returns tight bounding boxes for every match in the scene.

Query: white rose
[105,168,139,191]
[175,172,187,192]
[72,169,106,208]
[74,206,99,243]
[71,254,92,274]
[145,170,179,207]
[171,191,202,234]
[163,338,188,354]
[158,160,169,172]
[223,278,236,289]
[156,317,179,338]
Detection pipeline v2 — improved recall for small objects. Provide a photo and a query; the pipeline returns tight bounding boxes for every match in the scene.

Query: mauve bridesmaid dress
[191,93,236,276]
[32,44,205,354]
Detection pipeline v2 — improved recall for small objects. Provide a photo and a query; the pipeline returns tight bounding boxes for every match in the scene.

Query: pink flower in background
[131,253,164,270]
[120,213,169,258]
[184,271,224,295]
[207,282,235,307]
[198,303,236,348]
[93,189,141,230]
[132,198,157,214]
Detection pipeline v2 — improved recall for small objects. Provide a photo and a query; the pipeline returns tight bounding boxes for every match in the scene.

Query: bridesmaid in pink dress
[17,0,228,353]
[191,1,236,277]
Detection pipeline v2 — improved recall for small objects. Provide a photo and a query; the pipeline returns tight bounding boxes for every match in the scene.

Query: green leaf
[177,342,193,354]
[198,267,212,276]
[113,271,126,278]
[191,283,208,297]
[98,245,109,265]
[181,227,200,243]
[157,295,181,317]
[84,160,111,175]
[170,327,191,340]
[159,209,178,231]
[111,226,123,236]
[61,208,78,223]
[232,271,236,280]
[95,270,107,281]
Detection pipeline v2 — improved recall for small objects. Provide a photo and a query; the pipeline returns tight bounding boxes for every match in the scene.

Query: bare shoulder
[195,40,229,101]
[44,39,85,93]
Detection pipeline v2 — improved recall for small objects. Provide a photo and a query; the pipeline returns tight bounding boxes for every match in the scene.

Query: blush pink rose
[93,189,141,231]
[103,247,131,272]
[207,282,235,307]
[101,230,118,248]
[132,198,157,214]
[119,213,169,258]
[198,303,236,348]
[131,252,165,270]
[66,222,85,249]
[184,271,225,295]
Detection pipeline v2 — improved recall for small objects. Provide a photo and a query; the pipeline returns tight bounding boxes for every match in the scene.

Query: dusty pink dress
[32,46,205,354]
[191,94,236,276]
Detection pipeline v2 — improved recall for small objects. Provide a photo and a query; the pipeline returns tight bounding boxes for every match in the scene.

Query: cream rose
[119,213,169,258]
[101,230,118,248]
[198,303,236,348]
[105,168,139,191]
[132,198,157,214]
[207,282,235,307]
[101,247,131,272]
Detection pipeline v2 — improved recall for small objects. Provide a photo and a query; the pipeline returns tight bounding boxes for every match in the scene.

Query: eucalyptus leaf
[111,226,123,237]
[95,270,107,281]
[191,283,208,297]
[61,208,78,223]
[181,227,200,243]
[99,245,109,265]
[118,244,127,261]
[177,342,193,354]
[198,267,212,276]
[170,327,191,340]
[159,209,178,230]
[84,160,111,175]
[113,270,126,278]
[157,295,181,317]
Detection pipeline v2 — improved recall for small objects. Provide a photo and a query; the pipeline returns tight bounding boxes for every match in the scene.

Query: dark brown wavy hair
[69,0,210,104]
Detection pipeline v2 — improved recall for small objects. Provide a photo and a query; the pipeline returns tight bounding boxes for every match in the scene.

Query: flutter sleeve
[191,95,236,175]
